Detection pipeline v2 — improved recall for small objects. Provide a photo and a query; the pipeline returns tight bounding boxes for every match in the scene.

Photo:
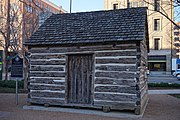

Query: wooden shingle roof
[25,7,148,46]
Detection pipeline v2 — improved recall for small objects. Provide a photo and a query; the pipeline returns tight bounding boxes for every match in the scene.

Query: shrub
[148,83,180,88]
[0,80,24,89]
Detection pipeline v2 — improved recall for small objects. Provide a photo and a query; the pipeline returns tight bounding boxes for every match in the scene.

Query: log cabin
[25,7,149,115]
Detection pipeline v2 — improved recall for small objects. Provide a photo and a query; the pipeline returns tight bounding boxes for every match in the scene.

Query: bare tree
[0,0,54,82]
[140,0,180,28]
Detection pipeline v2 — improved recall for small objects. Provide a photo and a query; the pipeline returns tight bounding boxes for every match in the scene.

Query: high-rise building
[104,0,174,74]
[174,22,180,58]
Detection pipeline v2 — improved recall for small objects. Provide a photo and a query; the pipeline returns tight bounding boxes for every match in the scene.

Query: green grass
[0,80,24,89]
[0,87,26,93]
[170,94,180,99]
[148,83,180,89]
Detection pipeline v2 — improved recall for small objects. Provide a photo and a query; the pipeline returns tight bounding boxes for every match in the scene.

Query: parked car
[177,74,180,80]
[173,69,180,80]
[173,69,180,76]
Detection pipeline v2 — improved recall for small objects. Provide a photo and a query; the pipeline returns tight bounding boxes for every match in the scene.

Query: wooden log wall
[28,52,66,104]
[94,45,138,109]
[27,43,141,109]
[135,40,148,114]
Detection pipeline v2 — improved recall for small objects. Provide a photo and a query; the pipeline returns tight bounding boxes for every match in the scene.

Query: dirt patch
[0,94,180,120]
[142,94,180,120]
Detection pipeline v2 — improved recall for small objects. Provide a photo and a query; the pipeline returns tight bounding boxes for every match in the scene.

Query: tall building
[174,22,180,58]
[0,0,66,78]
[0,0,66,51]
[104,0,174,74]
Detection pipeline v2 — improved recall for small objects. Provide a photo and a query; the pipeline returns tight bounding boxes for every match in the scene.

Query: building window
[174,31,179,36]
[133,2,138,7]
[113,4,118,10]
[139,2,145,7]
[154,0,160,11]
[154,38,160,50]
[25,5,33,13]
[154,19,160,31]
[175,37,179,41]
[174,25,180,30]
[42,4,44,9]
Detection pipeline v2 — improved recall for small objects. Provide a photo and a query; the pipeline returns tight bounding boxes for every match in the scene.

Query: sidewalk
[148,89,180,94]
[148,76,180,84]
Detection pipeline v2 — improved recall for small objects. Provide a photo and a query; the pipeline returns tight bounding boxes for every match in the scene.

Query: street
[148,75,180,84]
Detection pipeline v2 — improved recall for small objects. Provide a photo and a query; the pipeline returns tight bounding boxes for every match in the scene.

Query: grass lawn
[0,87,27,93]
[0,80,26,93]
[148,83,180,89]
[170,94,180,99]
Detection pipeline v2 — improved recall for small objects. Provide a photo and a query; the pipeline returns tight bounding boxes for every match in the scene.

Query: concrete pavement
[23,105,142,119]
[148,89,180,94]
[148,76,180,84]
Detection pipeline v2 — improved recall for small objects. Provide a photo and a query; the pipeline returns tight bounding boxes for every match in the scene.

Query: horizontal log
[95,77,136,86]
[95,63,136,67]
[30,72,65,77]
[30,66,65,71]
[140,93,148,108]
[29,44,137,53]
[27,98,65,105]
[94,93,137,102]
[95,71,136,79]
[30,78,65,85]
[28,84,65,91]
[95,51,137,57]
[31,54,65,59]
[96,58,136,64]
[95,65,136,72]
[140,85,148,99]
[94,100,136,108]
[30,60,65,65]
[30,91,65,98]
[95,86,137,94]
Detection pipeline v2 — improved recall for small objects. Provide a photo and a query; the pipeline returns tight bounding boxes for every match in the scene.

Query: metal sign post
[11,55,23,105]
[16,78,18,105]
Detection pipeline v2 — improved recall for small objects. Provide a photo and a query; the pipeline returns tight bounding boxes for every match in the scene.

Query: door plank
[67,54,93,104]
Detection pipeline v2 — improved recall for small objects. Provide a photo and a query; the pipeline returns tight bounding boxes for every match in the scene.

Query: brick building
[0,0,66,79]
[174,22,180,58]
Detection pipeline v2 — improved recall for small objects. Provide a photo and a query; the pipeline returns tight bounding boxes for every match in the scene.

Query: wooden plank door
[67,54,93,105]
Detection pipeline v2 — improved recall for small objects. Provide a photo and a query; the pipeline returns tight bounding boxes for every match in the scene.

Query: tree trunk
[4,0,11,80]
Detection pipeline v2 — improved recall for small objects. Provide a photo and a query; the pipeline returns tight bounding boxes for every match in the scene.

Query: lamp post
[170,0,173,74]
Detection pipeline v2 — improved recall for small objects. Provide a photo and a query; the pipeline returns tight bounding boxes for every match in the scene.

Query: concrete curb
[148,89,180,94]
[23,105,142,119]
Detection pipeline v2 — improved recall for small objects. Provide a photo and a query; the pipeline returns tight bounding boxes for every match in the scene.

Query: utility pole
[5,0,11,80]
[170,0,173,74]
[127,0,130,8]
[70,0,72,13]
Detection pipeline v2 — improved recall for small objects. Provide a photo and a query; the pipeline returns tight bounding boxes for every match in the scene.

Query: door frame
[65,53,95,105]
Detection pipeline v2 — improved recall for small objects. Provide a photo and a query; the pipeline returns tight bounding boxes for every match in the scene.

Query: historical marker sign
[11,55,23,77]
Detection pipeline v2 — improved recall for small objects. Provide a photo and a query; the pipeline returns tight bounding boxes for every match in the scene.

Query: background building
[0,0,66,79]
[174,22,180,58]
[104,0,174,74]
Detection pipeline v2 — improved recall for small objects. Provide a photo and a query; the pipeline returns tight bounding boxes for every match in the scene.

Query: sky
[49,0,104,13]
[49,0,180,22]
